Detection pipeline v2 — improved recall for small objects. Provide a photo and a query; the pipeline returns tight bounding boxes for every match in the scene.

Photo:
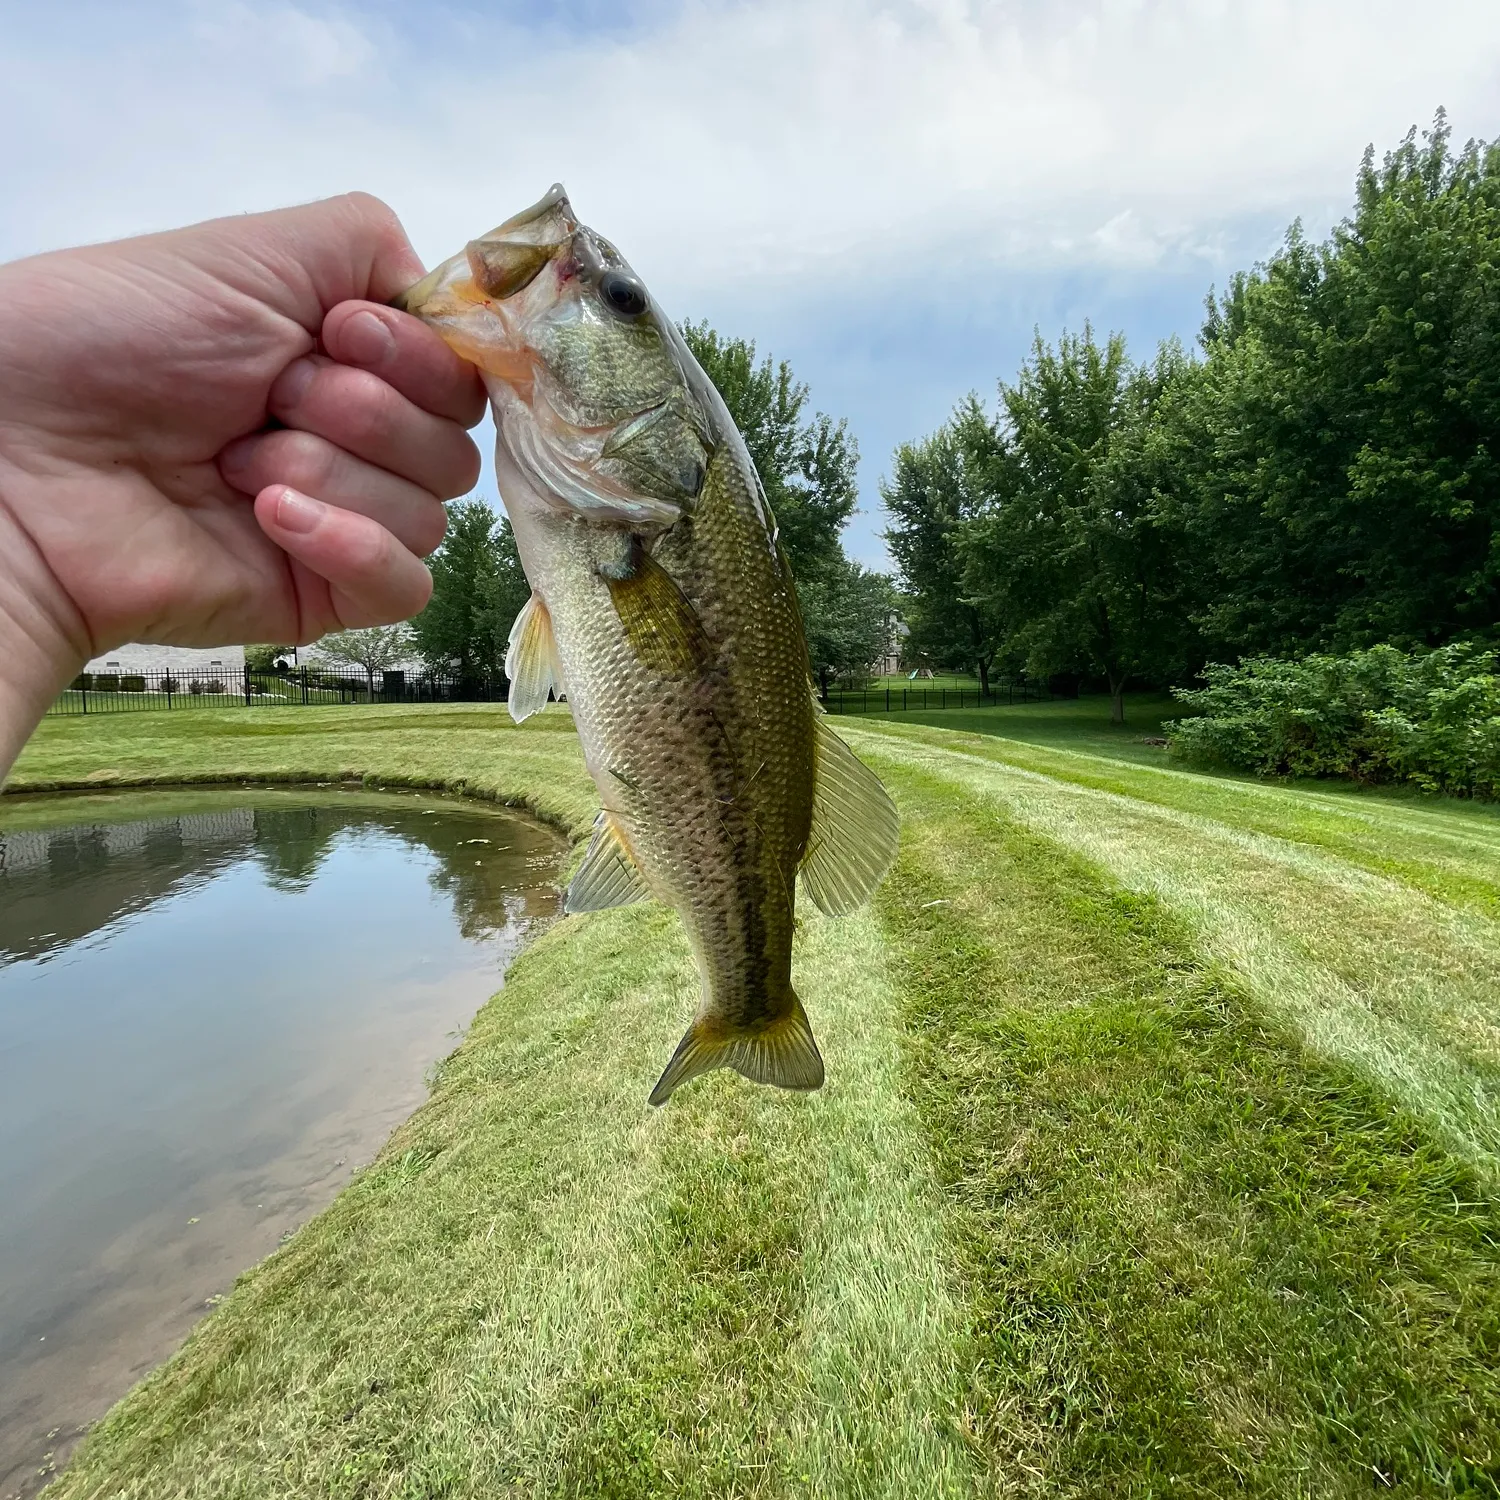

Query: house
[84,643,245,676]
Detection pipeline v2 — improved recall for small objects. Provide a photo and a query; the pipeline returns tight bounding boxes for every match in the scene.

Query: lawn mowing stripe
[859,719,1500,919]
[851,729,1500,1188]
[876,756,1500,1498]
[538,905,979,1497]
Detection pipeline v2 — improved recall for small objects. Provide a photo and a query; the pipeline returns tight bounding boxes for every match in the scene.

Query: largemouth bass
[397,186,898,1105]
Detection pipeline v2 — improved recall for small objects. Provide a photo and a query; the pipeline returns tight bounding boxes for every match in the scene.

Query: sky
[3,0,1499,567]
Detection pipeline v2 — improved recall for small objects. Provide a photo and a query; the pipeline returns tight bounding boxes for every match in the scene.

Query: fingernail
[274,487,324,535]
[340,309,396,368]
[272,359,317,409]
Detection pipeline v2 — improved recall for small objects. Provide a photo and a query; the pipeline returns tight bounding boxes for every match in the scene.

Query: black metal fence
[821,680,1052,715]
[48,666,507,717]
[49,667,1052,719]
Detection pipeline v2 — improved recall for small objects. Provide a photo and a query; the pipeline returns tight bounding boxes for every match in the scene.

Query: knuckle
[342,190,403,239]
[344,522,392,576]
[329,368,396,448]
[275,430,339,491]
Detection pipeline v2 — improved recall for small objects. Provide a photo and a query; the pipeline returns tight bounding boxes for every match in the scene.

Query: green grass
[7,699,1500,1497]
[849,690,1182,764]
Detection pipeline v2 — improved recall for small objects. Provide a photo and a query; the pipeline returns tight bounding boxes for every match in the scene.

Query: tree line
[885,114,1500,721]
[316,114,1497,722]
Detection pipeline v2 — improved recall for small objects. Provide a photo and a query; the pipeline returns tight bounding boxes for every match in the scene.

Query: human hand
[0,193,485,769]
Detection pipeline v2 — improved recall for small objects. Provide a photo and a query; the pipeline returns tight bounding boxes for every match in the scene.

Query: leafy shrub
[188,679,225,696]
[120,674,146,693]
[94,673,120,692]
[160,675,180,693]
[245,643,293,674]
[1168,644,1500,797]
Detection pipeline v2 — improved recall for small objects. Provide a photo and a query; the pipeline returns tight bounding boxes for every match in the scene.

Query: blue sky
[4,1,1499,567]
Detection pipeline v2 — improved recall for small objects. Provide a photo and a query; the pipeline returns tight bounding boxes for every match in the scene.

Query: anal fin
[566,811,651,914]
[505,594,563,723]
[647,991,824,1106]
[800,715,900,915]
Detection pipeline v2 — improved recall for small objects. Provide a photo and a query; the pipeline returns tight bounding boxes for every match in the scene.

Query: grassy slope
[7,701,1500,1498]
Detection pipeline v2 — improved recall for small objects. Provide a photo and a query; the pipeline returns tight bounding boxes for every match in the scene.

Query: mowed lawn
[8,699,1500,1498]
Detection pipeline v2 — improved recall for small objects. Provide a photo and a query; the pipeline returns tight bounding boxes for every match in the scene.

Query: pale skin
[0,192,487,779]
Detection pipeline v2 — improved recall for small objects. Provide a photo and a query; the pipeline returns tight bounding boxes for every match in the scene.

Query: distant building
[84,643,245,675]
[870,614,909,677]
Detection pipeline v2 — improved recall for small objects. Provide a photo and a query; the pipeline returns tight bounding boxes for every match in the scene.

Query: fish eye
[599,271,649,320]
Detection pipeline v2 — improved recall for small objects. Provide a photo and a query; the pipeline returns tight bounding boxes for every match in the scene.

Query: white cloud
[4,0,1498,304]
[4,0,1498,567]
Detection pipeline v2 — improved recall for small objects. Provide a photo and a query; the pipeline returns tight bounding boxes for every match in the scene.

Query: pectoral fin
[605,552,712,676]
[800,716,900,915]
[647,991,824,1106]
[505,594,563,723]
[565,811,651,914]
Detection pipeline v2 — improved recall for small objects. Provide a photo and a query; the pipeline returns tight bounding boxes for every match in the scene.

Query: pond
[0,787,566,1495]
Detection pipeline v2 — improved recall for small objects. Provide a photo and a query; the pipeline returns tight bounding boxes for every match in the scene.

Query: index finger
[322,300,486,427]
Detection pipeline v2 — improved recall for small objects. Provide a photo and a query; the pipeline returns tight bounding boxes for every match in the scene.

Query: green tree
[680,321,858,583]
[409,501,528,687]
[959,329,1196,723]
[314,624,412,695]
[1177,113,1500,656]
[799,560,896,692]
[883,400,1008,693]
[244,643,294,674]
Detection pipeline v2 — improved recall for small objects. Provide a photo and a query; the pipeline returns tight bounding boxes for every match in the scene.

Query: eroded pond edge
[1,771,590,848]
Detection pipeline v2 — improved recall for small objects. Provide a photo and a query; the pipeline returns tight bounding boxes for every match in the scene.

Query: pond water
[0,787,565,1496]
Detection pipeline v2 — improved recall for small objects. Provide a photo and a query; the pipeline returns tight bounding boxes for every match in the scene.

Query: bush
[245,644,293,674]
[120,674,146,693]
[160,675,180,694]
[94,673,119,692]
[188,679,225,696]
[1168,644,1500,797]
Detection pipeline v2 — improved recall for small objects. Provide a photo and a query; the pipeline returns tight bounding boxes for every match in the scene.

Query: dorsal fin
[565,811,651,914]
[505,594,563,723]
[800,715,900,916]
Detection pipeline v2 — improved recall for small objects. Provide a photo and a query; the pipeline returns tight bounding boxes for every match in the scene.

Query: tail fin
[648,991,824,1107]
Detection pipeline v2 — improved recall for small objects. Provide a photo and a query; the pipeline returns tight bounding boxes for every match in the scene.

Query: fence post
[243,666,251,707]
[165,675,173,710]
[301,667,309,705]
[80,679,88,715]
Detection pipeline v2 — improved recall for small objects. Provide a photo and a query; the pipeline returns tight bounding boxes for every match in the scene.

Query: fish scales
[397,185,897,1105]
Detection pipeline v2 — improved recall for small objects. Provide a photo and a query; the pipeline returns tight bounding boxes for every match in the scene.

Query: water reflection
[0,792,558,966]
[0,788,565,1497]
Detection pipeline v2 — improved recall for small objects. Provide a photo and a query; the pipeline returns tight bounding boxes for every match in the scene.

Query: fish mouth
[490,183,577,239]
[392,184,579,315]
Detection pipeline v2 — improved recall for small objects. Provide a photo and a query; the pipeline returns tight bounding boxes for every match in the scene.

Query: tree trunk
[1109,672,1126,725]
[977,658,990,697]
